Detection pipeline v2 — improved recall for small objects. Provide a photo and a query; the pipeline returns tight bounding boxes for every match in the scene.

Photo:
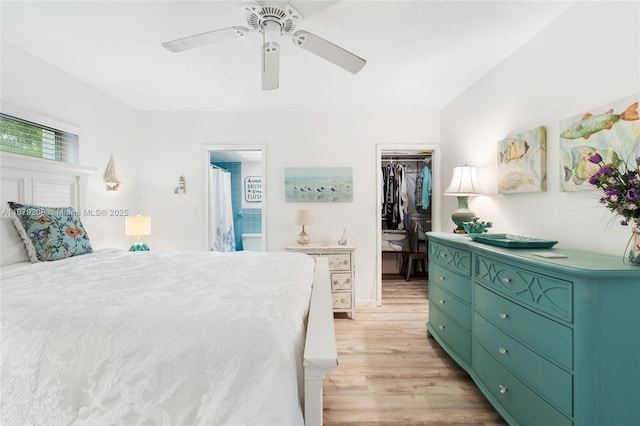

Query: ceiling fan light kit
[162,1,366,90]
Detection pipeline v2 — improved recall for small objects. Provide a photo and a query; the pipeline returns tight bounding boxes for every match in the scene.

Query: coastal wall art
[284,167,353,202]
[559,94,640,192]
[497,125,547,194]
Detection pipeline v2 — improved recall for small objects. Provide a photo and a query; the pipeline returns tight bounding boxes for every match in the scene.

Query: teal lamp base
[451,196,475,234]
[129,242,150,252]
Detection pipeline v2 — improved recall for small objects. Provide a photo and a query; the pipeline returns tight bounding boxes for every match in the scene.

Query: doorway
[203,145,266,252]
[375,144,441,306]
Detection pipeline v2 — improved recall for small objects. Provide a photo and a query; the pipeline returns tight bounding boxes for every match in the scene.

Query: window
[0,113,79,163]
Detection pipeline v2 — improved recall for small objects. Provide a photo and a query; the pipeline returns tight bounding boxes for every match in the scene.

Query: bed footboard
[303,256,338,426]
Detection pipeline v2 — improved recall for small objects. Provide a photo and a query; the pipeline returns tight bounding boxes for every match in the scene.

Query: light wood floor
[323,275,506,425]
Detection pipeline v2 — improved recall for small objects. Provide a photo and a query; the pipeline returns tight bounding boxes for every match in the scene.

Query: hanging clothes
[209,166,236,252]
[382,162,408,230]
[420,163,432,210]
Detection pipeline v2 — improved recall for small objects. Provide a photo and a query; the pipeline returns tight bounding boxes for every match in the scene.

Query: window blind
[0,113,79,163]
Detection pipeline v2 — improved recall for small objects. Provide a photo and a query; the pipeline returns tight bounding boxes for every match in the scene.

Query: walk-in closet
[380,151,433,281]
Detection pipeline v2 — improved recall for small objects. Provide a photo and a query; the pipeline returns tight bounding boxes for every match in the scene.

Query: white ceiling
[0,0,575,112]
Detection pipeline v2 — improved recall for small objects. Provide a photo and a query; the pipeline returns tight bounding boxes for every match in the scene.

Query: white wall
[136,111,440,304]
[440,1,640,256]
[1,40,140,249]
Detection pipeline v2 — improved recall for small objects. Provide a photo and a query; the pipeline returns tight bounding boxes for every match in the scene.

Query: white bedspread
[1,249,316,426]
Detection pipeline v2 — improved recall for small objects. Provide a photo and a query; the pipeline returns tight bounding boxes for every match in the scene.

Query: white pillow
[1,214,29,265]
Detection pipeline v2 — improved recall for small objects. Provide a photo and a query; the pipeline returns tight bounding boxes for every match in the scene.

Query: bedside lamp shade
[444,165,483,233]
[295,209,314,245]
[126,215,151,251]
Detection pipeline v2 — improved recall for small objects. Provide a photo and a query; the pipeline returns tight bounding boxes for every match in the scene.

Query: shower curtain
[208,166,236,252]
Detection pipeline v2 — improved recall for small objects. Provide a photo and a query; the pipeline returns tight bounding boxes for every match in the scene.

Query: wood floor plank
[323,277,506,425]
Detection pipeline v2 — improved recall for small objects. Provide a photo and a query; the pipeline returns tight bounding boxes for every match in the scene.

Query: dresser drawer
[327,254,351,271]
[429,241,471,277]
[429,304,470,365]
[473,340,571,426]
[331,272,352,290]
[331,291,352,309]
[430,282,470,330]
[475,284,573,370]
[475,255,572,322]
[429,263,471,303]
[474,312,572,416]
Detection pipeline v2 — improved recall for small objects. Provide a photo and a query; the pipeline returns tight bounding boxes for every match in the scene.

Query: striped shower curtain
[208,166,236,252]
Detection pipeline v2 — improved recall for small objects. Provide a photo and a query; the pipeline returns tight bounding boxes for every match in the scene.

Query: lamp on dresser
[444,164,483,233]
[295,209,314,245]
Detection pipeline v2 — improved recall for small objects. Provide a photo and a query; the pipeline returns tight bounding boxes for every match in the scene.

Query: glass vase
[624,228,640,266]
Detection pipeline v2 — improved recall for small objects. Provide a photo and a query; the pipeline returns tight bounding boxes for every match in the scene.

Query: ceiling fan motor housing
[242,2,302,35]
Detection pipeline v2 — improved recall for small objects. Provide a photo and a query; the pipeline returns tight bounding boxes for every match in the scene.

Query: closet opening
[376,145,440,306]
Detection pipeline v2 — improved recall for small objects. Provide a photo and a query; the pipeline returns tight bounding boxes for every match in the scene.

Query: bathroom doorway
[203,145,265,252]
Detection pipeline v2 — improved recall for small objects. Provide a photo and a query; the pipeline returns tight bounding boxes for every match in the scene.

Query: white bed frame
[0,151,338,425]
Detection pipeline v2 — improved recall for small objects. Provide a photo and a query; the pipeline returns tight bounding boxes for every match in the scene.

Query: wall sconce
[104,154,121,191]
[444,164,483,233]
[174,175,186,194]
[295,209,314,245]
[126,215,151,251]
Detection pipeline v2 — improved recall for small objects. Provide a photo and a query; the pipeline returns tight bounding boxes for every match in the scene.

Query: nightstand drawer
[474,312,572,416]
[430,282,470,330]
[473,340,571,426]
[429,263,471,303]
[475,255,572,322]
[475,284,572,370]
[429,304,470,365]
[332,291,352,309]
[429,241,471,277]
[331,272,352,290]
[327,254,351,271]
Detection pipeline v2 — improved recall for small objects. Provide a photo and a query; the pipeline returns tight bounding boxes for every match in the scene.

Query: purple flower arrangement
[588,152,640,229]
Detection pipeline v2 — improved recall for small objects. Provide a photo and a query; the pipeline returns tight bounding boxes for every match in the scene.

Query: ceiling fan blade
[292,30,366,74]
[162,26,250,52]
[262,42,280,90]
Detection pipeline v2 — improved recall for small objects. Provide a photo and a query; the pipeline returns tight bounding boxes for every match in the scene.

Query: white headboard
[1,152,95,265]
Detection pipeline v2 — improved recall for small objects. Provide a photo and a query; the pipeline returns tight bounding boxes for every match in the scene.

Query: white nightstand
[285,243,356,319]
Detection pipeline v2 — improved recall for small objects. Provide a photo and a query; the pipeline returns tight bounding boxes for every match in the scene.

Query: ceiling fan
[162,1,366,90]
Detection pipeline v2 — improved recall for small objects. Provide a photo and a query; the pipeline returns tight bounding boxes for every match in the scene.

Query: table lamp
[126,215,151,251]
[444,165,483,233]
[295,209,314,245]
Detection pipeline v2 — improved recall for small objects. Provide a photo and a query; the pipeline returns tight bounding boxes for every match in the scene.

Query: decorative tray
[468,233,558,248]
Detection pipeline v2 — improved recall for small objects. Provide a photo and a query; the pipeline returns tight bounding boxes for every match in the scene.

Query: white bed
[0,152,337,426]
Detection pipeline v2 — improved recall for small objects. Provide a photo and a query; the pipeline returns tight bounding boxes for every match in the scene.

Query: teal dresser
[426,232,640,426]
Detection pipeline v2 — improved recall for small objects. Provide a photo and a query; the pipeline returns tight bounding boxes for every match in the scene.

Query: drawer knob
[499,385,508,394]
[498,347,509,354]
[499,312,509,319]
[502,277,512,284]
[438,324,445,330]
[439,299,445,305]
[439,276,445,281]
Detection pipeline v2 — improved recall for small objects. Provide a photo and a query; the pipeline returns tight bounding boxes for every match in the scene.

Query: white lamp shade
[126,215,151,236]
[444,165,483,196]
[295,209,314,226]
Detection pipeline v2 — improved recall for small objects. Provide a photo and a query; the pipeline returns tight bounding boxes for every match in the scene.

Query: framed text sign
[244,176,262,202]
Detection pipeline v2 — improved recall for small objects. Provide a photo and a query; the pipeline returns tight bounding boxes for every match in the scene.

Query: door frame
[202,144,267,251]
[375,143,441,306]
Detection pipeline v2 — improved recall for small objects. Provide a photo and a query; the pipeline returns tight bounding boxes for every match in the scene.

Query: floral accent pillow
[8,202,93,262]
